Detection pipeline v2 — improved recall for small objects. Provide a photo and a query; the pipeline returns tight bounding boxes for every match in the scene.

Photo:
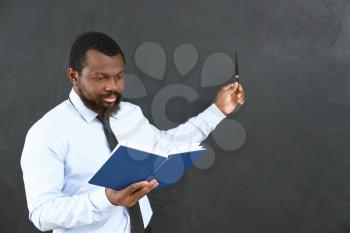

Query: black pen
[234,52,240,93]
[234,52,239,83]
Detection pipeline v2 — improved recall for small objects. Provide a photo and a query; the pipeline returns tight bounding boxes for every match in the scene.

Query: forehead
[83,49,124,74]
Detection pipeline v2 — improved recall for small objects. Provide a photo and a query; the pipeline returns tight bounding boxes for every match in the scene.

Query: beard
[75,84,122,118]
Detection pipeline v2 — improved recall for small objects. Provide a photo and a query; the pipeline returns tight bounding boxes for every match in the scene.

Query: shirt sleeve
[20,125,115,232]
[135,103,226,151]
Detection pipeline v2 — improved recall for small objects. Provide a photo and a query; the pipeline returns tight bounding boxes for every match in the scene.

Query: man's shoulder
[27,100,72,136]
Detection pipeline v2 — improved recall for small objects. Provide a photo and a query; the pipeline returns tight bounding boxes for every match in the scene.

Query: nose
[105,77,120,93]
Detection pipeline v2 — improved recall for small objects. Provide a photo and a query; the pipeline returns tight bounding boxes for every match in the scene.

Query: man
[21,32,245,233]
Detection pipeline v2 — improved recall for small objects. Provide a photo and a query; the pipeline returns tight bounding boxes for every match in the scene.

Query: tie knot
[97,115,108,124]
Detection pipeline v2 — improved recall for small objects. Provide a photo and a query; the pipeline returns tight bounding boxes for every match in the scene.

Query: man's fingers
[223,84,239,96]
[222,82,238,91]
[237,92,244,99]
[126,179,158,195]
[130,181,158,202]
[231,94,238,104]
[232,83,239,92]
[237,92,245,105]
[148,179,159,189]
[222,83,234,91]
[125,181,148,194]
[112,180,159,207]
[143,180,158,194]
[230,90,245,105]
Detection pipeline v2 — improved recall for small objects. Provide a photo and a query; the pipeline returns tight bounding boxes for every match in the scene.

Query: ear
[67,68,79,86]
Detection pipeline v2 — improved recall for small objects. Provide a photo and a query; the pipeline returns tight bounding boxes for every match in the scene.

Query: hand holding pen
[215,52,245,116]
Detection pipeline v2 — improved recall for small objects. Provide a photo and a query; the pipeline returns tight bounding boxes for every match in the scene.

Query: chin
[102,102,115,108]
[103,102,120,117]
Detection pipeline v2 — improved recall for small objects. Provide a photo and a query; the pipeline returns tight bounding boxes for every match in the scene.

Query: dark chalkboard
[1,0,350,232]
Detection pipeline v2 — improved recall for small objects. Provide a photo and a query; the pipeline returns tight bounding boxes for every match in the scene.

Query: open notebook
[89,143,207,189]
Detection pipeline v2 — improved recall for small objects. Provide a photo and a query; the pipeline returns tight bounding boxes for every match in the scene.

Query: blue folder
[89,145,207,189]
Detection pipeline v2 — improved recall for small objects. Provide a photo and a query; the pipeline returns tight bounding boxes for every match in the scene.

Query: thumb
[222,83,235,91]
[226,82,239,94]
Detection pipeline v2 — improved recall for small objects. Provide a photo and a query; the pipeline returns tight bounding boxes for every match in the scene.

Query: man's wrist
[214,103,224,116]
[214,102,228,117]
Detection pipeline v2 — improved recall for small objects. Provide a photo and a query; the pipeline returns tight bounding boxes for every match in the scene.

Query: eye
[94,75,106,81]
[115,73,125,80]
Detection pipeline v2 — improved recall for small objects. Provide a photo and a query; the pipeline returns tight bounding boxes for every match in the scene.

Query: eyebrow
[93,70,125,76]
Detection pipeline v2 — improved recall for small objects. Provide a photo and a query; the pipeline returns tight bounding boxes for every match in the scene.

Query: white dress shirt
[21,88,226,233]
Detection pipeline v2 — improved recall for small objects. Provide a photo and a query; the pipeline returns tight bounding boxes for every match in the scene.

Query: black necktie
[97,115,145,233]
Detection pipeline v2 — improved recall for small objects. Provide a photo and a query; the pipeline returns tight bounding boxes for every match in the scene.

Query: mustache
[100,91,122,99]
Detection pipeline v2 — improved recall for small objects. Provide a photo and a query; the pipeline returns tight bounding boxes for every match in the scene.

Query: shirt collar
[68,88,98,123]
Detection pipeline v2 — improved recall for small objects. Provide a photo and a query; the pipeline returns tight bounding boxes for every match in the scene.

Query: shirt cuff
[202,103,227,127]
[89,188,115,212]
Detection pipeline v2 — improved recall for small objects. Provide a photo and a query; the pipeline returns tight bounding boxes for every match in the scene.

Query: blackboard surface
[1,0,350,232]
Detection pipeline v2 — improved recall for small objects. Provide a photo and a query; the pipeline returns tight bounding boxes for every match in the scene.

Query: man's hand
[105,179,158,207]
[215,82,245,116]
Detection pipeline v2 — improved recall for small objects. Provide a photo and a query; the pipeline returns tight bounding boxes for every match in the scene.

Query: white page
[112,142,205,158]
[167,143,205,155]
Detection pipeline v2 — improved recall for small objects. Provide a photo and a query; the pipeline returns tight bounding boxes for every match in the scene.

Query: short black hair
[68,31,125,74]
